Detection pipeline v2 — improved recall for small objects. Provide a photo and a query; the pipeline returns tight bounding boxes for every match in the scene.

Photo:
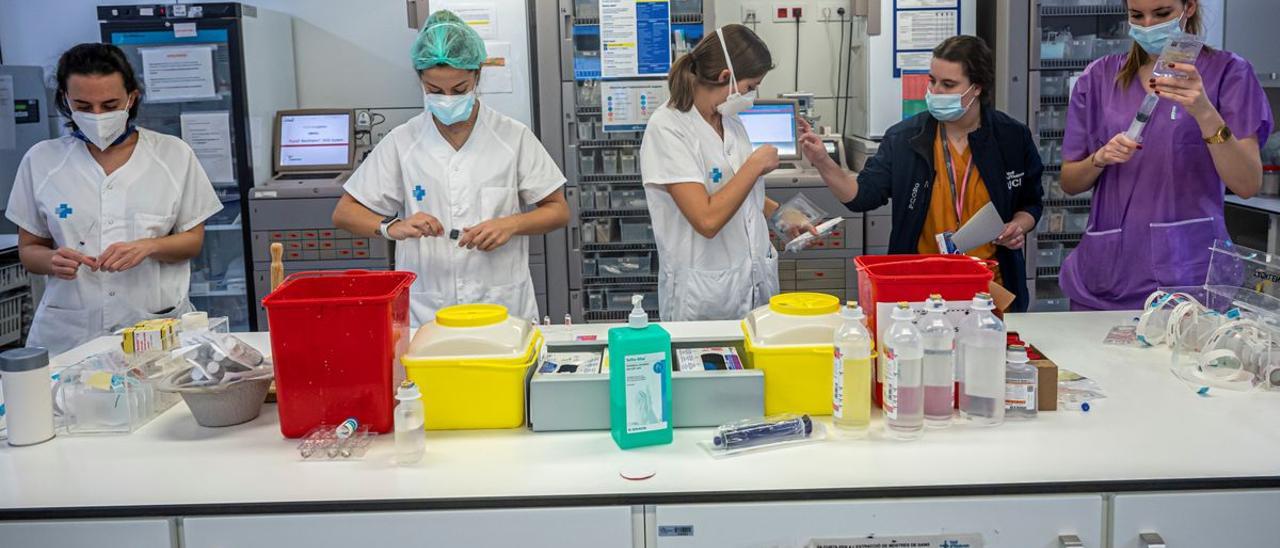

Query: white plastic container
[883,303,924,440]
[394,380,426,464]
[958,293,1006,426]
[0,348,54,446]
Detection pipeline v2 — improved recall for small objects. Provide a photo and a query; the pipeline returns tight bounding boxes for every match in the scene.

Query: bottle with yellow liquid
[832,301,872,437]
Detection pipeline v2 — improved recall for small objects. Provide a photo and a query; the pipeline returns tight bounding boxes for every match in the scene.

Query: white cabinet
[654,495,1103,548]
[1111,490,1280,547]
[181,506,632,548]
[0,519,173,548]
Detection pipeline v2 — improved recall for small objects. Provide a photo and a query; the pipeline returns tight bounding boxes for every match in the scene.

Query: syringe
[1124,93,1161,143]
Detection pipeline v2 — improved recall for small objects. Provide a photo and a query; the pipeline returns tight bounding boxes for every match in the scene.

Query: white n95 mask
[714,27,756,118]
[71,100,132,151]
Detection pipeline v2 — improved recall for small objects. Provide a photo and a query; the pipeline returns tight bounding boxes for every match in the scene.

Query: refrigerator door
[102,20,253,331]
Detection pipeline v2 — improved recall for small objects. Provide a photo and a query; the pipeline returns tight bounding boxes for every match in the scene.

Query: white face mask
[71,100,132,151]
[714,27,756,118]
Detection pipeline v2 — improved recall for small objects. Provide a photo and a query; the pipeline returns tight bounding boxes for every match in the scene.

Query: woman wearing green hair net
[334,10,569,325]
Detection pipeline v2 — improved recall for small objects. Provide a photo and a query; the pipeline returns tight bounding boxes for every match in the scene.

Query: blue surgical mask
[424,91,475,125]
[1129,14,1183,55]
[926,85,975,122]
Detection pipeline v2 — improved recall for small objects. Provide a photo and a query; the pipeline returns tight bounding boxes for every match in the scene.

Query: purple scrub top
[1059,49,1274,311]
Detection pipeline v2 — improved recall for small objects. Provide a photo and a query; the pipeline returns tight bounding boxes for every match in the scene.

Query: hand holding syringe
[1124,93,1161,144]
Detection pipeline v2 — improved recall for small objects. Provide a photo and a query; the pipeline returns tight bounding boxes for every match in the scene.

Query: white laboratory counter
[2,312,1280,547]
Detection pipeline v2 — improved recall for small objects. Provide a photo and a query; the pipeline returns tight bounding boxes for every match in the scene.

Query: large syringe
[1125,93,1161,143]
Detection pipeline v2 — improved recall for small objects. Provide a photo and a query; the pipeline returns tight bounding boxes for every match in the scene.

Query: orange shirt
[917,127,1002,284]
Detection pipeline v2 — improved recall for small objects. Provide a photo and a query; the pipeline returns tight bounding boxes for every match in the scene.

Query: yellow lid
[768,292,840,316]
[435,303,509,328]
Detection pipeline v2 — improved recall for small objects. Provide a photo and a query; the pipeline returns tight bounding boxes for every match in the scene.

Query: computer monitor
[273,109,356,172]
[739,100,799,160]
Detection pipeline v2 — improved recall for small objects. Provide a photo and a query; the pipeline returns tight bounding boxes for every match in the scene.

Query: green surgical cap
[411,10,488,71]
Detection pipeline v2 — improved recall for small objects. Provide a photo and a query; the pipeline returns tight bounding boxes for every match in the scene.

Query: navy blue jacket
[845,106,1044,312]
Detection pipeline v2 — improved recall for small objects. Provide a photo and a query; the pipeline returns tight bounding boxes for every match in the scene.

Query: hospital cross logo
[413,185,426,201]
[56,203,73,219]
[709,167,723,184]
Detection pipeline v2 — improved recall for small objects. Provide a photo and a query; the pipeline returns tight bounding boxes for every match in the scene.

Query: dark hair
[1118,0,1206,88]
[932,35,995,107]
[668,24,773,112]
[55,43,143,129]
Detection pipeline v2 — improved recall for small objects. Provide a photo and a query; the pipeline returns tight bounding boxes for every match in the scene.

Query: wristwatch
[377,214,401,240]
[1204,124,1233,145]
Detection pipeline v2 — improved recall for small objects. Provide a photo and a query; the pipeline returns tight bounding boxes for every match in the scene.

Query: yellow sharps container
[741,292,844,415]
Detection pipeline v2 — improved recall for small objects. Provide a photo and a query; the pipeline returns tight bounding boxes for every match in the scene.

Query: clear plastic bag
[771,194,828,240]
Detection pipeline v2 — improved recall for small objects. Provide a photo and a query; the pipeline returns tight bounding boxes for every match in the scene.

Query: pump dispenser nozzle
[629,294,648,328]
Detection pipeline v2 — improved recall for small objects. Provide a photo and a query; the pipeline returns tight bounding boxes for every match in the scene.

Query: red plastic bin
[855,255,995,406]
[262,270,416,438]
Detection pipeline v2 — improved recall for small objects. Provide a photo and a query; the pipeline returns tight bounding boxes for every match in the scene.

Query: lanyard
[939,124,974,225]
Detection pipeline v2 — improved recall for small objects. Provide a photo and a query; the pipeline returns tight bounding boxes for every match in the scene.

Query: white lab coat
[344,105,565,327]
[639,102,779,321]
[6,129,223,355]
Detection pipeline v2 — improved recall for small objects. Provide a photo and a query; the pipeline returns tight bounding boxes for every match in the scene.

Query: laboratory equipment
[959,292,1006,426]
[771,194,828,240]
[1004,345,1038,420]
[742,293,845,415]
[0,348,54,446]
[832,301,873,436]
[262,270,415,437]
[785,218,844,253]
[394,380,426,465]
[1125,93,1161,143]
[402,303,542,430]
[608,294,673,449]
[780,92,818,128]
[710,414,813,454]
[921,295,956,428]
[100,3,299,331]
[1152,32,1206,79]
[883,303,925,440]
[298,422,374,460]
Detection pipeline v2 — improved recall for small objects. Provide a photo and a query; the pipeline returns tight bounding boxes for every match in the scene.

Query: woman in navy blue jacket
[803,36,1043,311]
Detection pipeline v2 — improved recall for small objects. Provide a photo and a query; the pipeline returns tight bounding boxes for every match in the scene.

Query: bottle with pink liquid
[920,294,955,428]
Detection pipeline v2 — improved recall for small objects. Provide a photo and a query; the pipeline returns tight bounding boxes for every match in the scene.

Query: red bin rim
[261,270,417,308]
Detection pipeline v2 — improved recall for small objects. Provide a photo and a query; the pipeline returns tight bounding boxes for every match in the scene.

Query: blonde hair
[1117,0,1206,89]
[668,24,773,112]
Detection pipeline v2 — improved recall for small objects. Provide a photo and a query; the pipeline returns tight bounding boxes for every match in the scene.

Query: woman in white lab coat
[639,24,787,321]
[6,44,222,354]
[333,10,569,326]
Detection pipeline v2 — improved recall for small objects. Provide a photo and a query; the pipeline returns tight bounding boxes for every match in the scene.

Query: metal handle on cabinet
[1140,532,1167,548]
[1058,534,1084,547]
[570,224,580,250]
[562,10,574,41]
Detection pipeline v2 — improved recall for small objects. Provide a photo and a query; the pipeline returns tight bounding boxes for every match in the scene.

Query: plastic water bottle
[394,380,426,465]
[959,293,1006,426]
[920,294,956,428]
[832,301,873,437]
[883,302,924,440]
[1005,345,1039,420]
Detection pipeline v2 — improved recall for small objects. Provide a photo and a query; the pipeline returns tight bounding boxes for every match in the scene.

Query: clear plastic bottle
[883,302,924,440]
[1004,345,1039,420]
[958,292,1007,426]
[394,380,426,465]
[920,294,955,428]
[832,301,873,437]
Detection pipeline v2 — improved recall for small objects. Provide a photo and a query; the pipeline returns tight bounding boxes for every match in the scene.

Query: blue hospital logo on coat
[413,185,426,202]
[709,167,723,184]
[55,203,73,219]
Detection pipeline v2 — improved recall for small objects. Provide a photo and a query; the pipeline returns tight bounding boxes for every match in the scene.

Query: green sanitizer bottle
[608,294,673,449]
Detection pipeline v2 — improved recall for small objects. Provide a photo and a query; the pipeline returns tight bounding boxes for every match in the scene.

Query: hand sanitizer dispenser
[608,294,672,449]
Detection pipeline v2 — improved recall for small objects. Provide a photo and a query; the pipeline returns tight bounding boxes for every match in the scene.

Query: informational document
[897,0,958,8]
[173,22,197,38]
[896,9,958,50]
[479,41,513,94]
[0,75,15,150]
[599,0,671,78]
[140,45,217,102]
[180,111,234,183]
[809,534,984,548]
[601,80,667,132]
[897,51,933,72]
[441,2,497,39]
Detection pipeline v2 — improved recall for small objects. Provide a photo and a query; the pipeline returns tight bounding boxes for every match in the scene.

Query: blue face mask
[926,85,975,122]
[1129,14,1183,55]
[424,91,476,125]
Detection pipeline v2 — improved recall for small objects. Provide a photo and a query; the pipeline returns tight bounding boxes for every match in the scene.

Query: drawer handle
[1140,532,1166,548]
[1058,534,1084,547]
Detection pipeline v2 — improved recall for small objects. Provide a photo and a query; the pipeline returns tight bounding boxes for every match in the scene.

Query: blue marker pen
[713,415,813,451]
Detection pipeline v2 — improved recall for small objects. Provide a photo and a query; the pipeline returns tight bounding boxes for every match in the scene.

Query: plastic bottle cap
[396,380,422,400]
[0,347,48,373]
[840,302,865,320]
[769,292,840,316]
[436,303,509,328]
[971,293,995,311]
[926,295,947,311]
[891,302,914,321]
[629,294,648,328]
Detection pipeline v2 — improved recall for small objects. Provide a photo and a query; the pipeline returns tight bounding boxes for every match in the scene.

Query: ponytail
[668,53,699,111]
[665,24,773,112]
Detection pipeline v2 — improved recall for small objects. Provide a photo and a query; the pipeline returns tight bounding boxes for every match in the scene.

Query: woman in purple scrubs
[1059,0,1273,310]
